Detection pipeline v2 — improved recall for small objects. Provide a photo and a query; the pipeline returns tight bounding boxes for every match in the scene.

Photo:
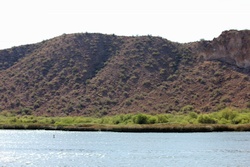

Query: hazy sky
[0,0,249,49]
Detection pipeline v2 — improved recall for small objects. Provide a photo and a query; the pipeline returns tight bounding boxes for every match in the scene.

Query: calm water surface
[0,130,250,167]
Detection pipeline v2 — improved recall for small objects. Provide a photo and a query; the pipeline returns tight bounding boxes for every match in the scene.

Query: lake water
[0,130,250,167]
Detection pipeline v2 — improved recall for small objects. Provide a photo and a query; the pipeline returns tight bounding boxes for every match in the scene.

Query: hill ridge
[0,30,249,116]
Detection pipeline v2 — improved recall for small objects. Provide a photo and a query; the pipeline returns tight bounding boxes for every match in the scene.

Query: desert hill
[0,30,249,116]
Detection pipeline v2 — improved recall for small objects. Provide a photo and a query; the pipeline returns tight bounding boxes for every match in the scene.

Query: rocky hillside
[199,30,250,68]
[0,30,249,116]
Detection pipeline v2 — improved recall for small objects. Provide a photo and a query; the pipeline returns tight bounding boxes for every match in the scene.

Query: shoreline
[1,124,250,132]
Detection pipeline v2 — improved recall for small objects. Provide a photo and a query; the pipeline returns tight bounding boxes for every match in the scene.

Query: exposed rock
[201,30,250,68]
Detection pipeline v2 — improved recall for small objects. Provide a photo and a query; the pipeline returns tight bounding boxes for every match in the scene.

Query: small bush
[246,102,250,108]
[19,108,33,115]
[219,108,238,120]
[148,116,157,124]
[133,114,148,124]
[232,115,250,124]
[124,99,133,106]
[189,112,198,119]
[157,114,169,123]
[119,114,133,124]
[198,115,217,124]
[142,80,151,88]
[181,105,194,112]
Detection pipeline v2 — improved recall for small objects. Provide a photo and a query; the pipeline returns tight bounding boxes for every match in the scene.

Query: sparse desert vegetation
[0,30,250,131]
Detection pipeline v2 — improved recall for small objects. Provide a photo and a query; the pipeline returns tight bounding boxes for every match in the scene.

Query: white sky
[0,0,249,49]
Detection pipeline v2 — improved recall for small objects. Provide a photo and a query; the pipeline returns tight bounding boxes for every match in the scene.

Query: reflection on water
[0,130,250,167]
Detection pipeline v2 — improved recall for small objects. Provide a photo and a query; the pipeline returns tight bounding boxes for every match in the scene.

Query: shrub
[148,116,157,124]
[0,110,13,117]
[232,115,250,124]
[219,118,230,124]
[133,114,148,124]
[124,99,133,106]
[188,112,198,119]
[56,117,75,125]
[198,115,217,124]
[19,107,33,115]
[219,108,238,120]
[134,94,145,100]
[157,114,169,123]
[142,80,151,88]
[181,105,194,112]
[159,69,166,76]
[118,114,133,124]
[246,102,250,108]
[9,118,17,123]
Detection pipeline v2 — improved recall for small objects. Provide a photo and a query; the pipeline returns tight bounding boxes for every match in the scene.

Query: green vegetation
[0,108,250,132]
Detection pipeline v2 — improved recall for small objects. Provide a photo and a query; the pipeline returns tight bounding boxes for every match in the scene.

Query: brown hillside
[0,30,249,116]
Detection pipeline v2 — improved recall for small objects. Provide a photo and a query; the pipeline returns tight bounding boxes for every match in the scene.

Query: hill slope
[0,30,249,116]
